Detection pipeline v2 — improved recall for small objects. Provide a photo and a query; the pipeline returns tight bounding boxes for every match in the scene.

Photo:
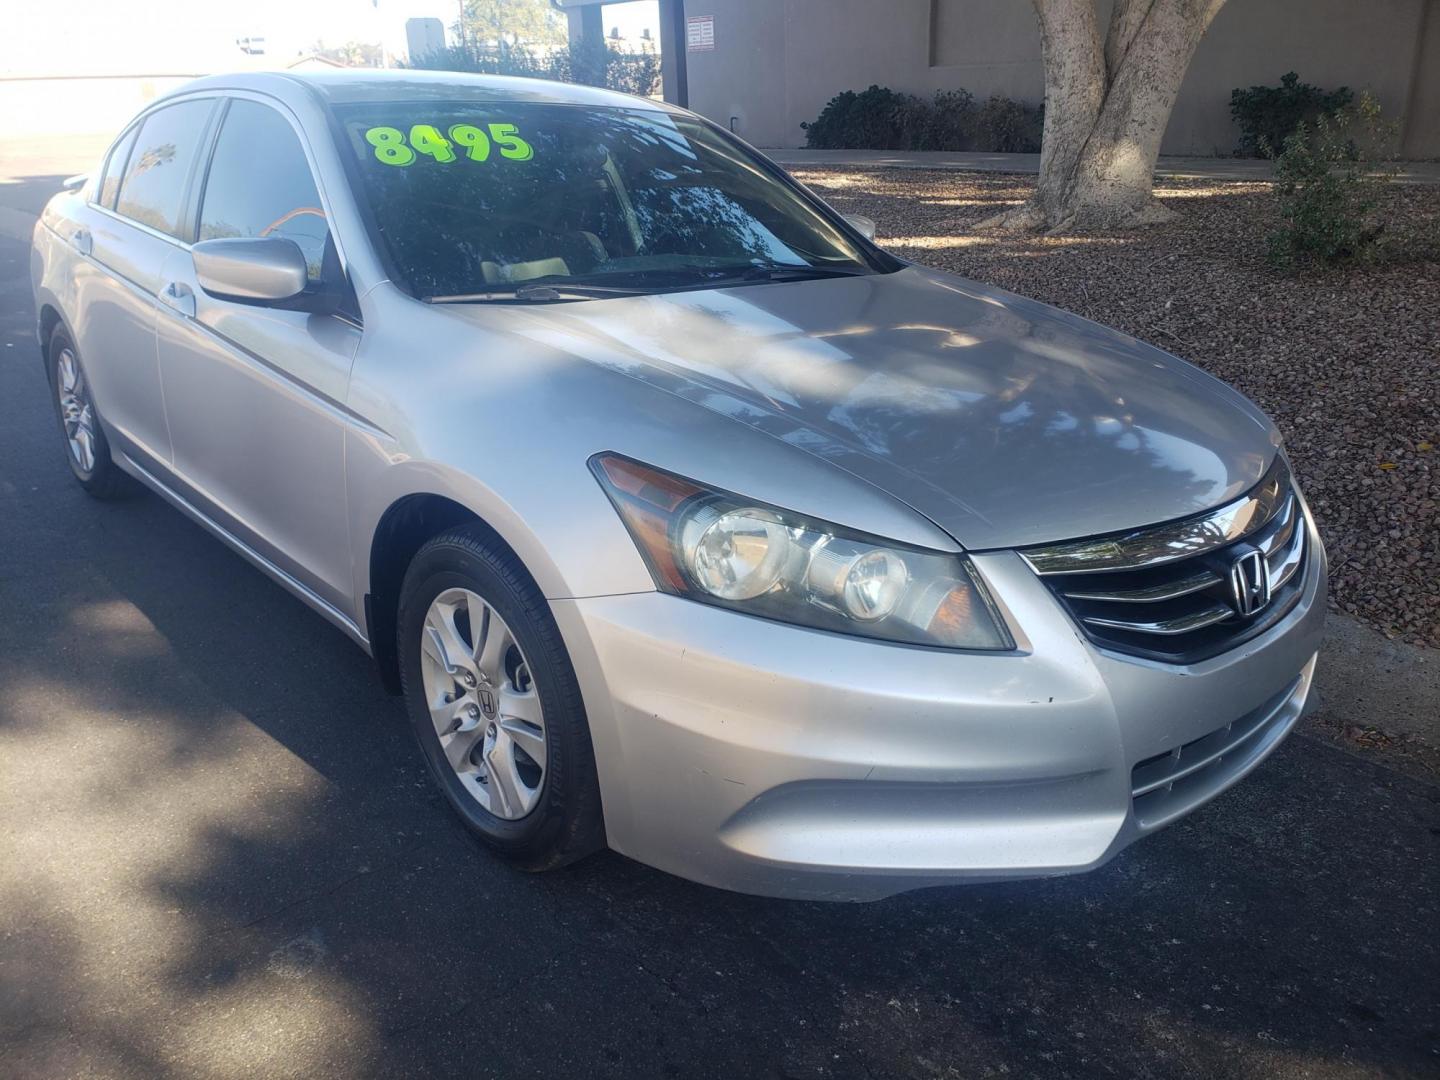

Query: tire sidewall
[48,324,122,493]
[398,538,577,858]
[49,325,98,484]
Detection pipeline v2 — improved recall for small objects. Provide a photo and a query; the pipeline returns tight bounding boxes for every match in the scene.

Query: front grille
[1130,671,1306,829]
[1021,457,1308,663]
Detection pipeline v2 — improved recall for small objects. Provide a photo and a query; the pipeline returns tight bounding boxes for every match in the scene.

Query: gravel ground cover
[794,167,1440,647]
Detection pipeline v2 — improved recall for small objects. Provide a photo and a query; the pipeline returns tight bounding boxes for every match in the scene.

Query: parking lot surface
[1,158,1436,1080]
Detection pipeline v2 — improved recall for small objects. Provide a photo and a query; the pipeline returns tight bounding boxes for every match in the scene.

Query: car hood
[477,265,1279,550]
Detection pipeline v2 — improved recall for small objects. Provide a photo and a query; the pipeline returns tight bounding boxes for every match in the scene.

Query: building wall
[1401,0,1440,157]
[685,0,791,135]
[686,0,1439,157]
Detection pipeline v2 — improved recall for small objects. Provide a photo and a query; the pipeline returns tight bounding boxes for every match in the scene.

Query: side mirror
[193,237,310,304]
[844,214,877,241]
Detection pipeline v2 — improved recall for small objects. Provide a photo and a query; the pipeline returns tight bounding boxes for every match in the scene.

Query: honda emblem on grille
[1229,549,1271,617]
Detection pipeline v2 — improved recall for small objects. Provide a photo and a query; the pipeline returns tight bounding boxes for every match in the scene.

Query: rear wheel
[397,525,604,870]
[49,325,135,499]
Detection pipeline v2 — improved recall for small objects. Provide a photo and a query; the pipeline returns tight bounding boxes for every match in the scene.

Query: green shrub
[406,40,661,97]
[975,94,1043,154]
[915,89,977,150]
[1267,92,1397,271]
[800,86,925,151]
[1230,71,1353,158]
[802,85,1041,153]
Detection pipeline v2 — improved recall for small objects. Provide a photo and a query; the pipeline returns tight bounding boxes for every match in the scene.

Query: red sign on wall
[686,15,715,51]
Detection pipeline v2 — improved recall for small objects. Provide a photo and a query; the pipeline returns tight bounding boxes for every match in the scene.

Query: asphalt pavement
[1,158,1437,1080]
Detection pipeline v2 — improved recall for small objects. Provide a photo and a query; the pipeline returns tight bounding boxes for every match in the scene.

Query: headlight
[590,453,1012,650]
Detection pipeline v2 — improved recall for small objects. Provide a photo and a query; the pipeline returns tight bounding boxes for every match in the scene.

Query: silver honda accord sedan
[31,71,1326,900]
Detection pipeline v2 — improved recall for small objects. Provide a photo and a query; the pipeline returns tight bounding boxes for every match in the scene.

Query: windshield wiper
[425,283,649,303]
[705,263,870,285]
[423,264,869,304]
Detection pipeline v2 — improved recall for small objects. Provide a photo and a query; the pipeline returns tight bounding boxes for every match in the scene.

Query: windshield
[334,100,880,299]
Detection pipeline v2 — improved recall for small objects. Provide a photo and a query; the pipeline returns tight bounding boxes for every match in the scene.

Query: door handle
[71,228,92,257]
[160,281,196,319]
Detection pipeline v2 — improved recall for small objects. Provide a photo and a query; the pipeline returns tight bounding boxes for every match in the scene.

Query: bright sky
[1,0,660,77]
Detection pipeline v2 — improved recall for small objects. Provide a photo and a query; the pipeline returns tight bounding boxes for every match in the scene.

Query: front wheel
[397,525,605,870]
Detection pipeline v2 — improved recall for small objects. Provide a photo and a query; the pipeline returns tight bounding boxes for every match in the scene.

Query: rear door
[75,98,218,468]
[154,95,361,614]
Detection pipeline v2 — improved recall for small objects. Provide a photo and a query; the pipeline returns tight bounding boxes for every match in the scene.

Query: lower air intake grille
[1021,457,1308,663]
[1130,671,1306,829]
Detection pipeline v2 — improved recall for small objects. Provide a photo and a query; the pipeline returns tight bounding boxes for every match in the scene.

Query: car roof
[168,69,676,113]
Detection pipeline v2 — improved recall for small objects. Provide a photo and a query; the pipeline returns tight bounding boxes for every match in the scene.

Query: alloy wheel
[419,587,547,819]
[56,348,97,475]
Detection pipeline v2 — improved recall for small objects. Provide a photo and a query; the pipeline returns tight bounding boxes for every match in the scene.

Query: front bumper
[553,512,1327,901]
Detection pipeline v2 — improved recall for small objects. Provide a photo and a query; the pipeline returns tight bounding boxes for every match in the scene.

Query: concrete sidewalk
[766,148,1440,184]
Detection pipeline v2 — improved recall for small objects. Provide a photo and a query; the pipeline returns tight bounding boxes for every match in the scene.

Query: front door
[155,97,361,615]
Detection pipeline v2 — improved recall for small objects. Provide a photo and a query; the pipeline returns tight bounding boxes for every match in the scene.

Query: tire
[397,524,605,870]
[48,324,137,500]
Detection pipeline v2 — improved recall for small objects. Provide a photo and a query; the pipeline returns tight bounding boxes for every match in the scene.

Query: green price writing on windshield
[364,123,534,167]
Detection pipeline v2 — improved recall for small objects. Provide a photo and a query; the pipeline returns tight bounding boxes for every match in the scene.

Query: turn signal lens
[590,453,1012,651]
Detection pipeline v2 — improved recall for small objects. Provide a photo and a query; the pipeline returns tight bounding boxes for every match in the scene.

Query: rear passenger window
[200,100,330,282]
[98,126,137,210]
[115,100,213,239]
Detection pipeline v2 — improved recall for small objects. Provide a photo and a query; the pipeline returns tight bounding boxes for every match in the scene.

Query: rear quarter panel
[32,193,86,347]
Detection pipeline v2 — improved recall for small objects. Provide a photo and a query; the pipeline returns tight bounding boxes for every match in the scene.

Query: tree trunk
[980,0,1226,232]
